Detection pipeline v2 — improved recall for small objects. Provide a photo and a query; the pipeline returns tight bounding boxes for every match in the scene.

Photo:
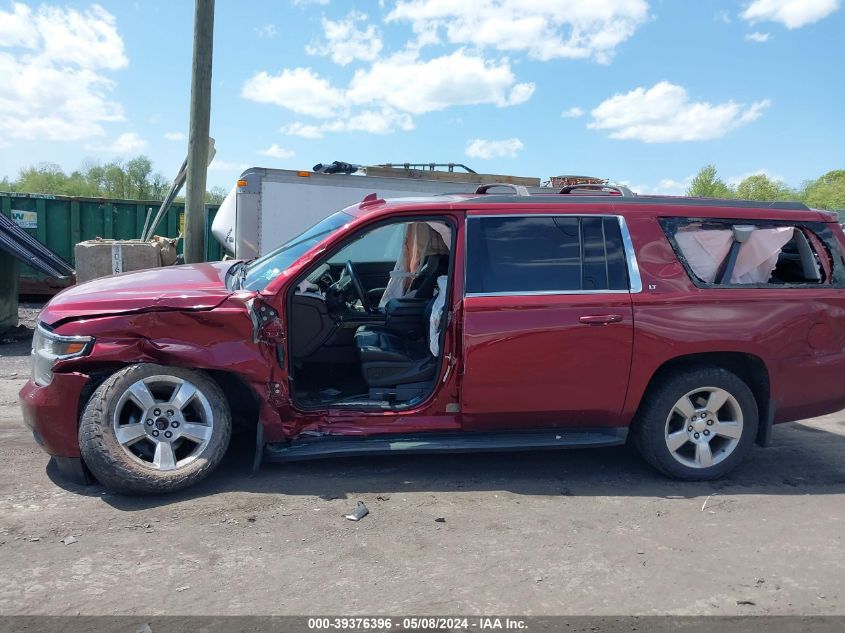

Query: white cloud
[209,159,250,172]
[164,131,185,141]
[741,0,839,28]
[306,11,382,66]
[337,108,415,134]
[256,24,277,38]
[465,137,524,159]
[561,106,585,118]
[745,31,772,41]
[241,68,345,118]
[347,51,534,114]
[280,122,326,139]
[386,0,650,64]
[292,0,329,5]
[624,176,692,196]
[0,3,127,141]
[281,108,415,138]
[717,10,732,23]
[588,81,771,143]
[259,144,295,159]
[85,132,147,153]
[248,50,533,135]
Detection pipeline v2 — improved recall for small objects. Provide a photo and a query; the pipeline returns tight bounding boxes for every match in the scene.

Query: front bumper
[19,372,90,458]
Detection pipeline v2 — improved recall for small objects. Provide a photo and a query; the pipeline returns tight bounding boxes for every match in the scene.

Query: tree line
[686,165,845,211]
[0,156,228,204]
[3,157,842,211]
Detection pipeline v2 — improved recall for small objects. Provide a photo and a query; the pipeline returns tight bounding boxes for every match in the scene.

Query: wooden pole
[183,0,215,264]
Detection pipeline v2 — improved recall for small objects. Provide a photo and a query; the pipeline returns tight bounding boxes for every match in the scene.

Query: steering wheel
[345,260,372,313]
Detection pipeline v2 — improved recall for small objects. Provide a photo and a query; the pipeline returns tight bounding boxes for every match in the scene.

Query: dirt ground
[0,303,843,616]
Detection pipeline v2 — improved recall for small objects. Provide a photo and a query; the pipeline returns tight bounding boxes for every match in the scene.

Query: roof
[345,185,835,224]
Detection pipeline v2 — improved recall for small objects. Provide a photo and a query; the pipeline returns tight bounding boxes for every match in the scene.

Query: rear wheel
[79,364,231,494]
[633,367,758,480]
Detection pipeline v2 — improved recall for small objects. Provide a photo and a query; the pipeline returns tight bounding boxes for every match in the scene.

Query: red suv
[19,184,845,494]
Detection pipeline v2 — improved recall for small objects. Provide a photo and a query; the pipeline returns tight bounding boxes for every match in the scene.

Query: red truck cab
[20,185,845,493]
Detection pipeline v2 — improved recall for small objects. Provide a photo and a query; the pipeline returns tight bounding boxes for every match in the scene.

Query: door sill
[264,428,628,462]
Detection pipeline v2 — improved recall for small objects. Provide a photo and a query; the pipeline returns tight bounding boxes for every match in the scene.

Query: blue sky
[1,0,843,194]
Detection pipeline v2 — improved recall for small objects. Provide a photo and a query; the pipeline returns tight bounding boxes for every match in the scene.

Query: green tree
[16,163,71,194]
[2,157,224,203]
[686,165,734,198]
[126,156,153,199]
[150,172,169,199]
[102,160,128,198]
[801,170,845,211]
[205,185,228,204]
[735,173,792,201]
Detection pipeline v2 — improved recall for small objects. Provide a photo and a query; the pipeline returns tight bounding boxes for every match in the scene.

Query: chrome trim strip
[466,290,632,298]
[617,216,643,293]
[469,213,618,219]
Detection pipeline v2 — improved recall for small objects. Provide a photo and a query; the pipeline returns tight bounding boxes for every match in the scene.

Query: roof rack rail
[559,183,634,197]
[475,183,530,196]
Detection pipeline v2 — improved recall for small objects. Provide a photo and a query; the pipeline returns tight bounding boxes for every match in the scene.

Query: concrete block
[74,240,162,283]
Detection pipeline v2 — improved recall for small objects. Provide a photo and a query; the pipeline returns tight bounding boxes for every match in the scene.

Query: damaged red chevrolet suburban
[19,184,845,494]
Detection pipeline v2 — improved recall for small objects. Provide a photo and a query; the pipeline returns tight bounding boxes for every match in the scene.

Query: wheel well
[205,369,261,431]
[74,365,261,432]
[639,352,771,442]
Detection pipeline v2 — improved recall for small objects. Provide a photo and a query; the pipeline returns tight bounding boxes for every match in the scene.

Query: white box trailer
[211,166,547,259]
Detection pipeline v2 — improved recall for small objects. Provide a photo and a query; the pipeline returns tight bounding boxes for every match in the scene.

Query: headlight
[31,324,93,386]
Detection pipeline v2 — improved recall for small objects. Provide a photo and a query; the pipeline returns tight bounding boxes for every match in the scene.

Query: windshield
[241,211,353,291]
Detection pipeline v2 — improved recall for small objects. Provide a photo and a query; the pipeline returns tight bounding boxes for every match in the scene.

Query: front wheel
[632,367,758,480]
[79,364,231,494]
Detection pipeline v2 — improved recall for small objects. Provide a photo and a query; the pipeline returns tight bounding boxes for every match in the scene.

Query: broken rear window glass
[666,221,826,286]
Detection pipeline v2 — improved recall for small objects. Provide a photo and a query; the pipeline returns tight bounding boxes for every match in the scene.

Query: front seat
[354,293,446,398]
[406,253,448,298]
[371,254,449,308]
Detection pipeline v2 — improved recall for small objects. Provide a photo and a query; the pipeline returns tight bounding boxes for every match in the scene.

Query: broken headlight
[31,323,93,386]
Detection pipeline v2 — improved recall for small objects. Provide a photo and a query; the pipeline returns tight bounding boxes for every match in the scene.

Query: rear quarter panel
[623,215,845,425]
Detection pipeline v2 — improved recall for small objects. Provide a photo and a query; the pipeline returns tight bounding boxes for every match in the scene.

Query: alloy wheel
[112,375,214,471]
[664,386,744,469]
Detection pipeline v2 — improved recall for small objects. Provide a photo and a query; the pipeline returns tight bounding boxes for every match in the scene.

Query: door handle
[579,314,623,325]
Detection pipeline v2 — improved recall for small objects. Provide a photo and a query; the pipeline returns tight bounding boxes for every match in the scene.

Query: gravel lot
[1,303,844,616]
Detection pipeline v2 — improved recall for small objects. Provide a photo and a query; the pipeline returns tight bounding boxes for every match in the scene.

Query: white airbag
[429,275,448,357]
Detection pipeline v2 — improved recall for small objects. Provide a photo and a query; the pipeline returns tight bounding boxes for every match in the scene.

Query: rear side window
[662,219,835,287]
[466,215,629,294]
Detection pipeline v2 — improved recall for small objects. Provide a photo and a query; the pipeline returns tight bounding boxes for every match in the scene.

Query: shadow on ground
[47,414,845,512]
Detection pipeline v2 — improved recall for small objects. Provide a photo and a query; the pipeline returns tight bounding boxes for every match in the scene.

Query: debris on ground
[344,501,369,522]
[376,495,390,501]
[434,517,446,523]
[61,535,78,545]
[175,586,191,592]
[736,600,756,606]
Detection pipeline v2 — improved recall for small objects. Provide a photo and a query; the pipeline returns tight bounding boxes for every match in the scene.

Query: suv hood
[40,261,238,326]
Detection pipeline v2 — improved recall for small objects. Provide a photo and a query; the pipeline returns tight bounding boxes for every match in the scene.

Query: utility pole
[183,0,215,264]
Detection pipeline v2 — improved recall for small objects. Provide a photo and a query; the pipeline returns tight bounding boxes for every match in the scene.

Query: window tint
[466,216,629,294]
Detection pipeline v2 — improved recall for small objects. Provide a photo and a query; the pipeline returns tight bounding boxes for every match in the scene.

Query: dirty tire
[632,366,758,481]
[79,364,231,495]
